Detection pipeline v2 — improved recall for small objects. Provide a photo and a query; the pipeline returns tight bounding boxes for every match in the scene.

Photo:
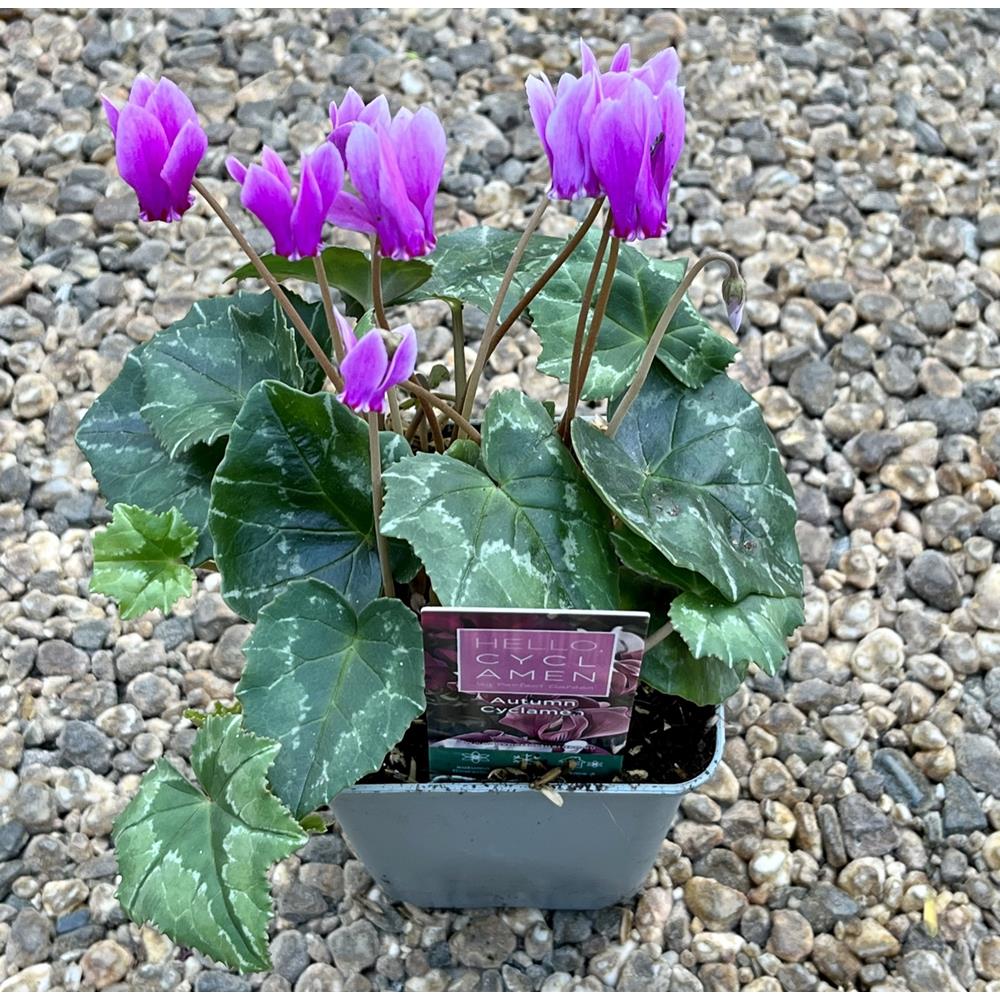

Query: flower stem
[644,620,674,653]
[401,378,481,445]
[413,377,446,452]
[313,255,345,363]
[607,251,741,437]
[558,214,614,438]
[450,301,467,406]
[371,237,389,329]
[367,412,395,598]
[387,387,403,436]
[193,179,342,391]
[459,197,549,424]
[484,196,604,357]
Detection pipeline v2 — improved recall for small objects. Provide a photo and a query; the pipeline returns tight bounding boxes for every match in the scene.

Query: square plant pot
[329,707,725,910]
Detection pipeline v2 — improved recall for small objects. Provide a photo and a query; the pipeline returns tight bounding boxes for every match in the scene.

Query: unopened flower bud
[722,274,747,332]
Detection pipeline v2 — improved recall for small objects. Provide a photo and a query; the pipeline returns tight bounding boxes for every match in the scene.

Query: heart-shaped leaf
[641,631,749,707]
[611,525,720,598]
[113,715,306,973]
[381,390,618,609]
[409,226,565,313]
[229,247,432,317]
[91,504,197,619]
[534,244,736,399]
[140,299,312,458]
[238,580,425,817]
[75,353,223,566]
[670,592,804,674]
[572,368,802,603]
[208,381,382,620]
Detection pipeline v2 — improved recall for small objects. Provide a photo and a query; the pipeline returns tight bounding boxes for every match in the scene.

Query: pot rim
[339,705,725,798]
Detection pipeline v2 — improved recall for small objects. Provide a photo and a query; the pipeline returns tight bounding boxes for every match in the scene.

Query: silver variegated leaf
[534,243,737,399]
[381,390,618,609]
[208,381,382,621]
[238,580,425,817]
[113,715,306,973]
[670,592,804,674]
[641,631,749,707]
[140,299,311,458]
[572,367,803,603]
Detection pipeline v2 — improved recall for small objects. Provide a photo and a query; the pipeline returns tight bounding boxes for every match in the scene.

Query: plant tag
[421,607,650,780]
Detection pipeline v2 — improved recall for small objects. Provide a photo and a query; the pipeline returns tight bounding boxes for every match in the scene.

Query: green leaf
[299,814,328,834]
[611,525,720,598]
[74,292,327,567]
[229,247,432,317]
[572,368,802,603]
[641,632,749,706]
[91,505,197,619]
[140,299,312,459]
[670,592,804,674]
[412,226,565,313]
[209,382,383,620]
[75,353,223,567]
[381,390,618,609]
[113,715,306,973]
[534,244,737,398]
[238,580,425,817]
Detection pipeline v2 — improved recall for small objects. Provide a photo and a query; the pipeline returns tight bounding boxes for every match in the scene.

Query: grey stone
[905,551,963,611]
[450,915,517,969]
[328,919,379,973]
[837,794,899,858]
[57,720,113,775]
[954,733,1000,793]
[873,748,935,813]
[8,907,53,969]
[941,774,987,835]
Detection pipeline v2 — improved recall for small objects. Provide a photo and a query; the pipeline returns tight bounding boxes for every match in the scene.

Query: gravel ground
[2,7,1000,992]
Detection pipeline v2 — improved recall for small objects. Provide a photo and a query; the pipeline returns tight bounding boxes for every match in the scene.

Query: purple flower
[334,308,418,414]
[328,87,391,155]
[329,107,446,260]
[226,144,344,260]
[101,75,207,223]
[526,40,685,241]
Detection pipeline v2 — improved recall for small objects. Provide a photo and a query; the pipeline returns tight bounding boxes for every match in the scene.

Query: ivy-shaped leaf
[411,226,565,314]
[91,505,197,619]
[209,381,382,620]
[238,580,425,817]
[611,525,720,598]
[113,715,306,973]
[533,242,736,399]
[641,631,749,707]
[74,292,326,567]
[76,353,223,567]
[572,368,803,603]
[381,390,618,609]
[140,299,316,458]
[670,592,804,674]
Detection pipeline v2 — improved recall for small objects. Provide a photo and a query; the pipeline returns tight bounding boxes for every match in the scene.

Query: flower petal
[115,104,172,222]
[327,190,376,234]
[145,77,197,145]
[290,155,325,258]
[101,95,120,136]
[226,156,248,185]
[261,146,293,192]
[395,108,444,239]
[579,39,599,74]
[340,329,389,413]
[376,325,418,396]
[610,43,632,72]
[331,306,357,353]
[241,164,295,257]
[635,47,680,93]
[160,118,207,209]
[526,75,556,161]
[129,75,156,107]
[545,73,595,200]
[307,142,344,216]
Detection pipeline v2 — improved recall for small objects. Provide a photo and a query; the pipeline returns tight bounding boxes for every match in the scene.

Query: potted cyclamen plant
[79,41,803,973]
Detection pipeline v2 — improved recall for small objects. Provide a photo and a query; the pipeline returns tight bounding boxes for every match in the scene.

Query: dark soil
[363,685,719,788]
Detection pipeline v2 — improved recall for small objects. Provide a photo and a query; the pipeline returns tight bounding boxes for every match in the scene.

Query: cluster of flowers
[100,41,687,408]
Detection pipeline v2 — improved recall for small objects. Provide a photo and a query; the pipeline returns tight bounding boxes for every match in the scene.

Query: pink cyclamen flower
[226,144,344,260]
[333,309,418,414]
[526,40,685,241]
[328,87,391,155]
[329,106,446,260]
[101,75,207,223]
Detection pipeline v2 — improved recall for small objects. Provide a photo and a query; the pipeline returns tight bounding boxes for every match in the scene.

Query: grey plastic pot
[329,708,725,910]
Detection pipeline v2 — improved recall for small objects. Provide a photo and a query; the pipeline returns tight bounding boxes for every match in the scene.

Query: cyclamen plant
[80,41,803,972]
